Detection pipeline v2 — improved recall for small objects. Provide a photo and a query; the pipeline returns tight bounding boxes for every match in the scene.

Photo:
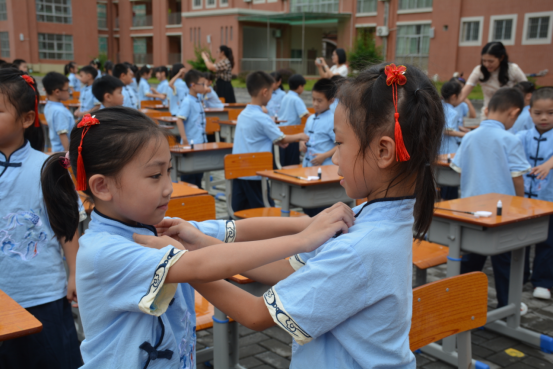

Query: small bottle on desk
[318,167,322,180]
[497,200,502,216]
[190,139,194,149]
[447,153,451,163]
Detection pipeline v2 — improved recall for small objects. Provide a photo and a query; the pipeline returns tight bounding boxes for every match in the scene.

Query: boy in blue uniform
[43,72,75,151]
[113,63,138,109]
[278,74,310,166]
[203,72,225,108]
[92,75,125,109]
[452,88,531,309]
[516,87,553,300]
[168,64,189,116]
[154,66,170,106]
[75,65,100,118]
[232,71,309,212]
[510,81,536,134]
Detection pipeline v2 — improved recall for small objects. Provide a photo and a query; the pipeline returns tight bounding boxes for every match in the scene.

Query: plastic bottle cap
[497,200,502,207]
[318,168,321,173]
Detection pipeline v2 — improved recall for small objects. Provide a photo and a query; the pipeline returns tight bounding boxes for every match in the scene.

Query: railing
[132,15,152,27]
[290,0,339,13]
[133,53,153,65]
[98,18,107,29]
[168,13,181,25]
[241,58,317,76]
[168,53,181,64]
[114,17,119,29]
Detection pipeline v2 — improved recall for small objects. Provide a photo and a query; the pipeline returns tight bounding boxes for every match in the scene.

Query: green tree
[348,30,383,74]
[187,46,211,72]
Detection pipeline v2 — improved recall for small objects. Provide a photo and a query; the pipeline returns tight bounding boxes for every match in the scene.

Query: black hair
[530,87,553,107]
[0,63,17,69]
[184,69,204,88]
[338,62,444,239]
[104,61,114,75]
[0,59,6,65]
[288,74,306,91]
[79,65,98,79]
[43,71,69,95]
[450,76,466,86]
[0,69,44,151]
[113,63,130,79]
[270,71,284,91]
[137,65,150,84]
[64,61,77,76]
[514,81,535,96]
[246,71,274,97]
[13,59,26,67]
[219,45,235,68]
[441,80,462,101]
[41,107,167,242]
[488,87,524,113]
[171,63,185,79]
[312,78,336,100]
[126,63,138,76]
[480,42,510,86]
[90,59,101,69]
[335,48,347,65]
[92,75,125,102]
[204,71,215,82]
[156,66,168,77]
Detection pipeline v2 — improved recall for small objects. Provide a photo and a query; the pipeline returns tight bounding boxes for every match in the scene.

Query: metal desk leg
[213,307,230,369]
[228,321,246,369]
[171,154,178,182]
[279,184,291,217]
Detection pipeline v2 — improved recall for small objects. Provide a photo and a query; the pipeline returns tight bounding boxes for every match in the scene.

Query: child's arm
[76,105,100,117]
[168,69,185,89]
[59,133,70,151]
[61,230,79,307]
[310,147,337,166]
[530,156,553,180]
[444,130,465,138]
[513,175,525,197]
[280,132,309,145]
[299,141,307,152]
[465,99,477,119]
[175,118,188,144]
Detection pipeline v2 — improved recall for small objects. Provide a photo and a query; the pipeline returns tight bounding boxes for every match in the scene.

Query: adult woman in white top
[458,42,527,117]
[315,48,348,78]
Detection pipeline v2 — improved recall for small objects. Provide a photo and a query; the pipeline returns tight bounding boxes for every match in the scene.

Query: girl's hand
[277,142,289,149]
[133,234,187,250]
[298,133,310,142]
[310,153,324,166]
[299,141,307,152]
[530,163,553,180]
[298,203,354,253]
[66,274,78,308]
[178,68,186,77]
[154,218,211,251]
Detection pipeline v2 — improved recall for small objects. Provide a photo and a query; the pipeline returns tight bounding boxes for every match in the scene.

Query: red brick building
[0,0,551,84]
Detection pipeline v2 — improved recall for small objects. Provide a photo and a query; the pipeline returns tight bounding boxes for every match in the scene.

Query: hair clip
[384,63,410,162]
[21,74,40,128]
[59,152,71,169]
[75,114,100,191]
[77,114,100,128]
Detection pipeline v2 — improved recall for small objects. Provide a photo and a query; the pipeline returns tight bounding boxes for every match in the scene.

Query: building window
[488,15,517,45]
[357,0,376,15]
[0,32,9,58]
[36,0,72,24]
[395,23,430,71]
[192,0,202,9]
[0,0,7,21]
[97,3,107,29]
[220,0,228,6]
[206,0,216,8]
[522,12,553,45]
[398,0,432,11]
[291,0,339,13]
[99,36,108,54]
[38,33,73,60]
[459,17,483,46]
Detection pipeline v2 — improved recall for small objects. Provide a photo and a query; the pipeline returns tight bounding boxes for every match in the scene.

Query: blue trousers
[278,142,300,167]
[180,173,203,189]
[232,179,275,213]
[532,215,553,289]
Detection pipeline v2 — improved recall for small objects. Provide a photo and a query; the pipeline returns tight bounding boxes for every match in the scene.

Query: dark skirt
[215,78,236,103]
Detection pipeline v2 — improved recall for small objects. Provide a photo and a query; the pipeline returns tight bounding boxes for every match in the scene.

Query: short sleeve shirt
[266,89,286,117]
[516,127,553,202]
[68,73,81,92]
[79,85,101,112]
[203,88,225,108]
[466,63,527,108]
[509,106,534,134]
[156,80,170,106]
[44,100,75,152]
[130,78,139,96]
[440,102,461,155]
[138,78,152,102]
[278,91,309,126]
[177,94,207,144]
[169,79,189,116]
[214,58,233,82]
[122,86,138,109]
[303,109,336,167]
[330,64,348,77]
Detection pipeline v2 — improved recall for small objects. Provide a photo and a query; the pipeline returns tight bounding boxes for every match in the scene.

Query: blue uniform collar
[46,100,65,107]
[480,119,506,130]
[89,209,157,241]
[313,109,331,119]
[355,195,416,219]
[186,94,201,103]
[0,140,29,178]
[245,104,263,113]
[288,90,299,98]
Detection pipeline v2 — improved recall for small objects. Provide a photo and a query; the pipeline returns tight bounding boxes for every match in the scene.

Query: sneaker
[533,287,551,300]
[520,302,528,316]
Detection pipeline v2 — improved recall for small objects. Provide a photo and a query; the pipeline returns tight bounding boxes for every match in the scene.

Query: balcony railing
[168,53,182,64]
[241,58,317,76]
[114,17,119,29]
[168,13,181,25]
[134,53,153,65]
[290,0,339,13]
[132,15,152,27]
[98,18,107,29]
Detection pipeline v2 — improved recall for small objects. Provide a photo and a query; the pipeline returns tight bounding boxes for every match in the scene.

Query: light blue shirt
[95,71,102,79]
[121,85,138,109]
[156,80,170,106]
[204,88,224,109]
[169,79,189,116]
[44,100,75,152]
[330,98,339,112]
[454,102,469,127]
[267,89,286,117]
[516,127,553,202]
[77,210,227,369]
[138,78,152,103]
[177,94,207,145]
[303,109,335,167]
[440,102,461,155]
[451,120,531,198]
[0,142,84,308]
[79,84,100,112]
[233,104,285,180]
[278,90,308,126]
[130,77,139,96]
[68,73,80,92]
[509,106,534,135]
[265,198,416,369]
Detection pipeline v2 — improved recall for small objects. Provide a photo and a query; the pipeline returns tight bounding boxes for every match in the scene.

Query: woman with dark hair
[315,48,348,78]
[458,42,527,117]
[201,45,236,103]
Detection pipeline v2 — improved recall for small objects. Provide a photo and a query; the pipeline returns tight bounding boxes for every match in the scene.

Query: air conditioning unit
[376,26,389,37]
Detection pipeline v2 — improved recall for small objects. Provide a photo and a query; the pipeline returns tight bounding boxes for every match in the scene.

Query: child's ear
[329,97,335,104]
[20,111,36,129]
[483,107,489,117]
[371,136,396,169]
[510,107,521,118]
[89,174,113,202]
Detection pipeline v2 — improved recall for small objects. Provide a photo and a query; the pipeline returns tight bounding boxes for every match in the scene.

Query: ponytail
[137,66,150,85]
[41,153,80,242]
[64,62,75,76]
[25,119,45,152]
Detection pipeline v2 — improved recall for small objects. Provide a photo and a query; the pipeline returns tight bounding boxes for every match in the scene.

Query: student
[440,81,466,156]
[127,63,139,96]
[166,63,444,369]
[203,72,225,108]
[266,71,286,118]
[449,77,477,132]
[104,60,114,76]
[168,63,189,116]
[510,81,536,134]
[329,75,346,112]
[64,61,81,93]
[75,65,101,118]
[154,66,170,106]
[451,88,531,310]
[90,59,102,79]
[40,107,351,369]
[137,66,164,104]
[92,75,125,109]
[232,71,309,212]
[176,70,209,187]
[113,63,138,109]
[13,59,28,73]
[0,68,83,368]
[516,87,553,300]
[43,72,76,151]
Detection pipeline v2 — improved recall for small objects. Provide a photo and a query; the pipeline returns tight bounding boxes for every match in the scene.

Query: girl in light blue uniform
[510,81,536,134]
[266,71,286,117]
[137,66,164,104]
[40,106,349,369]
[187,63,445,369]
[168,63,189,116]
[65,61,81,93]
[440,80,465,155]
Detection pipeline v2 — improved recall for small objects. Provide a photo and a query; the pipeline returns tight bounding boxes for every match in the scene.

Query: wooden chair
[307,107,315,114]
[206,117,221,142]
[165,195,215,222]
[410,272,488,369]
[219,97,225,103]
[224,152,304,219]
[300,114,309,125]
[39,95,47,103]
[72,91,80,99]
[145,110,171,119]
[62,98,80,107]
[273,124,306,170]
[140,100,160,109]
[412,240,449,287]
[227,109,241,121]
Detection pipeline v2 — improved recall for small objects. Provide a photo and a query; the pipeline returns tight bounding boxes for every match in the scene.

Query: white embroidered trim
[263,287,312,345]
[177,115,187,120]
[273,135,286,144]
[224,220,236,243]
[57,129,69,135]
[78,210,87,222]
[289,254,306,271]
[511,168,531,178]
[449,162,462,174]
[138,247,187,316]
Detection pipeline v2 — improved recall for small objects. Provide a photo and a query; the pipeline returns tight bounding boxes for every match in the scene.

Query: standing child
[232,71,309,212]
[510,81,536,134]
[137,66,164,105]
[450,77,477,132]
[168,63,189,116]
[127,63,140,96]
[154,66,170,106]
[113,63,138,109]
[64,61,80,94]
[451,88,531,310]
[43,72,75,151]
[203,72,225,108]
[75,65,100,118]
[0,69,83,368]
[92,75,125,109]
[266,71,286,118]
[39,107,351,369]
[516,87,553,300]
[440,80,465,155]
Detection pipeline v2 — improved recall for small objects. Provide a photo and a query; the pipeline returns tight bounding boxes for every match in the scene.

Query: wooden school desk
[423,194,553,366]
[204,108,229,121]
[169,143,233,183]
[257,165,352,217]
[223,103,247,109]
[0,289,42,342]
[435,153,460,187]
[217,120,236,143]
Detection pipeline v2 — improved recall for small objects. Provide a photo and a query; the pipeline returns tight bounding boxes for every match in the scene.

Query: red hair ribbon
[75,114,100,191]
[384,64,410,162]
[21,75,40,127]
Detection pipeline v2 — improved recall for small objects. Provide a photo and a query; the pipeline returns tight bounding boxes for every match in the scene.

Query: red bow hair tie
[75,114,100,191]
[384,64,410,162]
[21,75,40,127]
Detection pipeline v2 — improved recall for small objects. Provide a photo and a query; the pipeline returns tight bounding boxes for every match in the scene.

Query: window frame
[38,33,74,60]
[0,32,9,58]
[192,0,203,10]
[395,21,432,72]
[36,0,72,24]
[356,0,377,17]
[205,0,216,9]
[0,0,7,21]
[219,0,228,7]
[98,36,108,54]
[488,14,517,46]
[397,0,432,14]
[252,0,266,4]
[522,11,553,45]
[459,16,484,47]
[97,3,108,29]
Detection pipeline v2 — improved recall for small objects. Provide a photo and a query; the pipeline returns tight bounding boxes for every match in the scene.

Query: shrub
[187,46,211,72]
[348,33,383,74]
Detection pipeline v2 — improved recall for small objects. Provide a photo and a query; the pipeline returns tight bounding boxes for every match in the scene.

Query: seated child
[452,87,531,309]
[232,71,309,212]
[137,66,165,104]
[89,59,102,79]
[127,63,139,96]
[92,75,125,109]
[154,66,169,106]
[75,65,100,118]
[113,63,138,109]
[168,63,189,116]
[64,61,80,94]
[516,86,553,300]
[510,81,536,134]
[266,71,285,117]
[43,72,75,151]
[450,77,477,132]
[440,80,465,155]
[203,72,225,108]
